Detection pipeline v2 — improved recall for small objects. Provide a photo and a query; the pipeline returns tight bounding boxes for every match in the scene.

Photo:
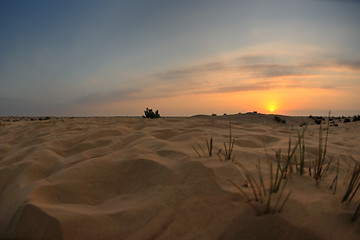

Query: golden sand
[0,114,359,239]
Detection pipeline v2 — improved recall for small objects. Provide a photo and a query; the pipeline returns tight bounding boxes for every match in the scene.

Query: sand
[0,113,360,240]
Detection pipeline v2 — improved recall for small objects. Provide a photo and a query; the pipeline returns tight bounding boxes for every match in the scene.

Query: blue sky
[1,0,359,116]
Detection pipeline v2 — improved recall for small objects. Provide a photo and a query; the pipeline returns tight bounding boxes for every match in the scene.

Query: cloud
[133,50,360,101]
[139,52,336,97]
[151,61,226,81]
[336,59,360,70]
[240,64,305,78]
[3,50,357,116]
[72,89,138,106]
[237,54,274,64]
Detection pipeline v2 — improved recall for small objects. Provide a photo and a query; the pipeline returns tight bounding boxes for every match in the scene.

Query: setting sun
[270,108,274,112]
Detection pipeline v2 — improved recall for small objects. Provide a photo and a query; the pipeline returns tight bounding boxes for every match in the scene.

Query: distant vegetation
[142,108,161,119]
[274,116,286,124]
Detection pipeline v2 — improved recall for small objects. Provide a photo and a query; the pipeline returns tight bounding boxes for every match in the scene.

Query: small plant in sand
[216,121,235,161]
[294,126,307,176]
[329,159,340,195]
[193,121,234,160]
[310,112,331,185]
[228,157,292,216]
[342,163,360,204]
[341,163,360,222]
[192,137,213,157]
[142,108,161,119]
[352,202,360,222]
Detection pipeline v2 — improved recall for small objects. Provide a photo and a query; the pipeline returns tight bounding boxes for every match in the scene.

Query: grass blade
[192,145,201,157]
[278,191,292,213]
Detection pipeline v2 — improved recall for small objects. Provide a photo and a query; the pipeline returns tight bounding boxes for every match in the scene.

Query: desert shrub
[344,118,350,123]
[300,122,308,127]
[143,108,161,119]
[274,116,286,124]
[314,118,322,125]
[274,116,282,122]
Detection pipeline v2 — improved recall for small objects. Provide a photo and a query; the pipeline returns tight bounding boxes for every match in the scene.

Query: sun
[268,105,276,113]
[266,101,278,113]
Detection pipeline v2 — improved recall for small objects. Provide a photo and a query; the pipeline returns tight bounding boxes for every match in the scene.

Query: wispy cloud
[151,61,226,81]
[240,64,305,78]
[72,89,138,105]
[336,59,360,70]
[132,51,356,98]
[2,50,358,116]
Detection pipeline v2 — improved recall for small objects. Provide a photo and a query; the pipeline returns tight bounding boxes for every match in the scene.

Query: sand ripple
[1,115,360,239]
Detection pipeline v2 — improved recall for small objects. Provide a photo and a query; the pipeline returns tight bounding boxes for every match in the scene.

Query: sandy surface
[1,113,360,240]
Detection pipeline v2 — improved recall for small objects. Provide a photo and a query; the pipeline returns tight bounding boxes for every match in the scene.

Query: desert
[1,113,360,240]
[2,0,360,239]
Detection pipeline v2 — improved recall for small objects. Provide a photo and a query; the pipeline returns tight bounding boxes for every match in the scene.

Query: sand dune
[1,113,360,239]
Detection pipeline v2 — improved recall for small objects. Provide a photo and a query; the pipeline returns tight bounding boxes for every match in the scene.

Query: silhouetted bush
[274,116,281,122]
[274,116,285,124]
[143,108,161,119]
[314,118,322,125]
[212,113,217,116]
[344,118,350,123]
[300,122,308,127]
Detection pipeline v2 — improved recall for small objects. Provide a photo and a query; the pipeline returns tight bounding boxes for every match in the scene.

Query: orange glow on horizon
[93,86,340,116]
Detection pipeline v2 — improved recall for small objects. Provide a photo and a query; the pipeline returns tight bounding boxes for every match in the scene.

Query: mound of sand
[0,114,360,239]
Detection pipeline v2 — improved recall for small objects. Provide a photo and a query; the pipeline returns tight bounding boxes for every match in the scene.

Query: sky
[1,0,360,116]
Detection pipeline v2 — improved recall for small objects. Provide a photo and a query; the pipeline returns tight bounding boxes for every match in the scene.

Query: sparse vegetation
[274,116,286,124]
[192,137,213,157]
[143,108,161,118]
[342,163,360,204]
[300,122,308,127]
[341,163,360,222]
[314,118,322,125]
[228,158,292,215]
[216,121,235,161]
[189,111,360,222]
[311,113,331,185]
[329,159,340,195]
